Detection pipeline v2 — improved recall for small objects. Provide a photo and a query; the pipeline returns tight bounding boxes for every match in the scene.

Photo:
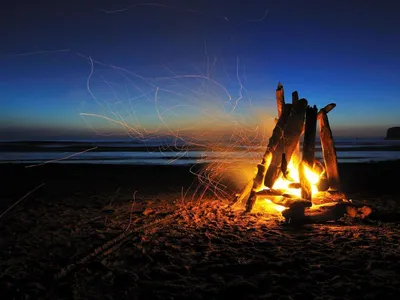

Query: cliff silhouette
[385,127,400,140]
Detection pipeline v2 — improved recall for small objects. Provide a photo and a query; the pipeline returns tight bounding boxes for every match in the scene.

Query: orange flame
[259,156,323,212]
[272,157,321,197]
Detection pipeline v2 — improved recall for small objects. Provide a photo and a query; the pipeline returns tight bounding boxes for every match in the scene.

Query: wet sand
[1,161,400,299]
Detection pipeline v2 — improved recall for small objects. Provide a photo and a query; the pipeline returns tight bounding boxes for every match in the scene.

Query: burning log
[318,104,341,191]
[302,106,318,166]
[300,105,318,200]
[264,98,308,188]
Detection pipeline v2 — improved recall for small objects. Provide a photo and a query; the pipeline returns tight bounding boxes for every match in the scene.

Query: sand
[1,162,400,299]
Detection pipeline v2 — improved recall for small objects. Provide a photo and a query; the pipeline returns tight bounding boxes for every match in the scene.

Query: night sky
[1,0,399,140]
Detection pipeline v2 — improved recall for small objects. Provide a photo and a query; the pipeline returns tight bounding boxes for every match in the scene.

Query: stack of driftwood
[235,83,371,223]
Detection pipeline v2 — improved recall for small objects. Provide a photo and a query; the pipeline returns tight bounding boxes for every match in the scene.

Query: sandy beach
[1,161,400,299]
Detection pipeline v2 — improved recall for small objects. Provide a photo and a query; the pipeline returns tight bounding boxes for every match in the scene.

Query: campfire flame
[272,158,322,197]
[259,156,323,212]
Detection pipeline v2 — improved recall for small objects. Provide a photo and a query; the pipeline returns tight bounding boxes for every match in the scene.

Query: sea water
[1,138,399,165]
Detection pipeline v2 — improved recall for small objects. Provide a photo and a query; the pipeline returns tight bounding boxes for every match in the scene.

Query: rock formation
[385,127,400,140]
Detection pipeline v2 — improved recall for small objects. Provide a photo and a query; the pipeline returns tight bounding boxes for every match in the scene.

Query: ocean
[1,139,399,166]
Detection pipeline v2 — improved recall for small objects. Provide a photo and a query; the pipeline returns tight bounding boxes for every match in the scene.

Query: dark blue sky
[1,0,399,140]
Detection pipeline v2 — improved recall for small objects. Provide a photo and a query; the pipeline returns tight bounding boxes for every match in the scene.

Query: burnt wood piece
[276,82,285,117]
[319,111,341,191]
[300,105,318,200]
[264,98,308,189]
[244,103,293,212]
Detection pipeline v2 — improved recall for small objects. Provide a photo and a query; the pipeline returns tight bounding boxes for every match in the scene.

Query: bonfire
[234,83,372,223]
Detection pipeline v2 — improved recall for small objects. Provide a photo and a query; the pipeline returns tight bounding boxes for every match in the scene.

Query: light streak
[25,147,98,168]
[0,183,45,220]
[4,49,70,58]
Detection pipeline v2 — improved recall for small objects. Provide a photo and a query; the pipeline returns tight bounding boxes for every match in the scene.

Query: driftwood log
[300,105,318,200]
[318,104,341,191]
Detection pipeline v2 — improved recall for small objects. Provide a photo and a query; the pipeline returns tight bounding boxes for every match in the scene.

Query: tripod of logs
[235,83,342,215]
